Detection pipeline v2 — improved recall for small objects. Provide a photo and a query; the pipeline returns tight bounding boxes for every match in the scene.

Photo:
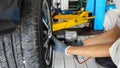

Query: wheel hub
[42,0,53,66]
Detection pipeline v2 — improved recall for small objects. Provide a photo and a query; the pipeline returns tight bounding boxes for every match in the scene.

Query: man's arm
[66,43,112,57]
[52,26,120,57]
[83,26,120,46]
[66,26,120,57]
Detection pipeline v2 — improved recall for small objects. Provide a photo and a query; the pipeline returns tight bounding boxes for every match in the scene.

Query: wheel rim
[42,0,53,66]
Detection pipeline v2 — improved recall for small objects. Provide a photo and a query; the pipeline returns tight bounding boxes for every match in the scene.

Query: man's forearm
[83,26,120,46]
[66,43,113,57]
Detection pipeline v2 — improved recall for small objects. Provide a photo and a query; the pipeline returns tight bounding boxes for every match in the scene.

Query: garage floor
[52,35,105,68]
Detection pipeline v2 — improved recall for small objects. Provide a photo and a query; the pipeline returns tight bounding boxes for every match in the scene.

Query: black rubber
[0,28,24,68]
[95,57,117,68]
[0,0,53,68]
[0,21,17,34]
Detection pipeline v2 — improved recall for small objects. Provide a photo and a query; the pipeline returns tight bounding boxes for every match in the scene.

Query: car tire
[0,0,53,68]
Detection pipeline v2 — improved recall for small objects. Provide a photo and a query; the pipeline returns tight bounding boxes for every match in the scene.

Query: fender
[0,20,17,34]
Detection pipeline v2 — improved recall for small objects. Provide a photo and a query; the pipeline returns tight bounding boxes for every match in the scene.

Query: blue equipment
[86,0,96,15]
[94,0,107,30]
[106,4,116,11]
[86,0,107,30]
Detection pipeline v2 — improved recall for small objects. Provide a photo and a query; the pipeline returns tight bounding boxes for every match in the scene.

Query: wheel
[42,0,53,67]
[0,0,53,68]
[21,0,53,67]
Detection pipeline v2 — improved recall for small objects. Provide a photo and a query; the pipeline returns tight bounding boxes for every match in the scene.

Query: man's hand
[67,40,84,46]
[52,36,67,54]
